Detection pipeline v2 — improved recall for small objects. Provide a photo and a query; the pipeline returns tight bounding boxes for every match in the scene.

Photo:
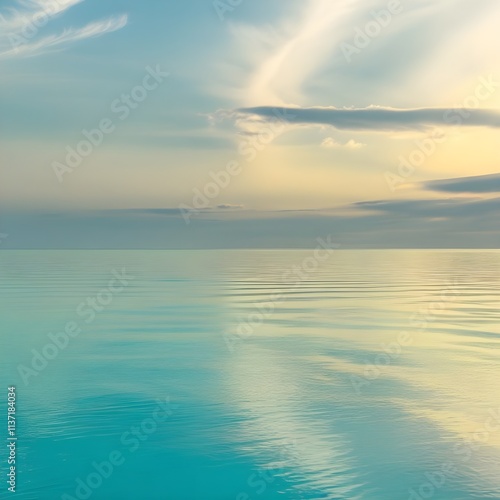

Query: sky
[1,0,500,248]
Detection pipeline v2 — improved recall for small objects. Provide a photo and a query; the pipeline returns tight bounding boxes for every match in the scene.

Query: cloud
[422,173,500,194]
[6,197,500,249]
[0,0,83,31]
[216,204,244,209]
[110,208,185,216]
[74,207,244,217]
[102,197,500,221]
[230,0,359,106]
[353,196,500,218]
[235,105,500,132]
[321,137,365,149]
[0,1,127,58]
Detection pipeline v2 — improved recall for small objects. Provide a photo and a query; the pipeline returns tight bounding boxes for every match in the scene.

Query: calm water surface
[1,250,500,499]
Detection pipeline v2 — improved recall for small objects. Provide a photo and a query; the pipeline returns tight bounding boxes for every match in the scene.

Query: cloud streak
[235,105,500,132]
[353,197,500,218]
[0,1,127,58]
[422,173,500,194]
[0,0,83,31]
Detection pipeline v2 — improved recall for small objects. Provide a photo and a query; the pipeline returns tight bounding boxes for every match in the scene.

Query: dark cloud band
[423,173,500,193]
[236,106,500,131]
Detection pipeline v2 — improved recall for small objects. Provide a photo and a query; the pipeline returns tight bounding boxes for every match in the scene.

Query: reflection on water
[1,250,500,499]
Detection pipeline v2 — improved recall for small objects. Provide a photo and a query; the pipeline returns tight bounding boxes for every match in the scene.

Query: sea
[1,250,500,499]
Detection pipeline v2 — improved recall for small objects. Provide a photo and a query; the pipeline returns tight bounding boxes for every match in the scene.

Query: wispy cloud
[0,0,83,31]
[223,0,461,108]
[0,0,127,58]
[227,0,360,106]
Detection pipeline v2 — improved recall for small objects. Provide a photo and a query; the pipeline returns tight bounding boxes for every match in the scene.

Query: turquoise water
[1,250,500,500]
